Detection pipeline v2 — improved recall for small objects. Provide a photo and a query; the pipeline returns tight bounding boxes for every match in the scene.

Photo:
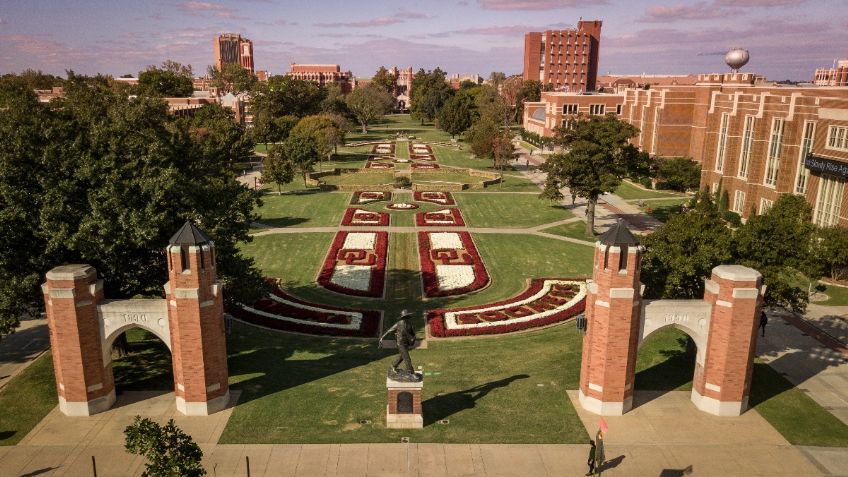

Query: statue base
[386,372,424,429]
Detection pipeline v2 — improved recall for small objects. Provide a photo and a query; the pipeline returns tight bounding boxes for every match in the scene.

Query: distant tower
[578,220,644,415]
[165,221,230,415]
[214,33,254,74]
[725,48,750,73]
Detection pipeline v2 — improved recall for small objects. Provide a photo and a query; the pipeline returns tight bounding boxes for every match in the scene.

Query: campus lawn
[466,174,543,193]
[411,172,484,185]
[540,221,599,242]
[455,193,572,228]
[816,282,848,306]
[432,145,494,171]
[353,191,445,227]
[0,352,57,445]
[640,198,690,223]
[320,172,395,186]
[255,191,348,228]
[614,181,686,200]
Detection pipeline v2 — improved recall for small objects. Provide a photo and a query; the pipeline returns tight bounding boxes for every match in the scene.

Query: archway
[110,327,174,394]
[634,326,697,405]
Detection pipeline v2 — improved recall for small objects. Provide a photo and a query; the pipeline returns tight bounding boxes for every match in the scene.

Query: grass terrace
[539,221,600,242]
[614,180,687,201]
[255,191,348,228]
[455,193,573,228]
[320,172,395,186]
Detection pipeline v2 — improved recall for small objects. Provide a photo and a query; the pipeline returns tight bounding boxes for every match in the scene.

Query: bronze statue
[379,309,421,382]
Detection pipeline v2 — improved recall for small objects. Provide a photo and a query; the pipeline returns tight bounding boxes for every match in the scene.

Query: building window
[795,121,816,195]
[760,198,774,214]
[738,115,754,178]
[563,104,578,114]
[651,108,661,155]
[615,104,622,115]
[733,190,746,213]
[715,112,730,173]
[763,118,785,187]
[589,104,605,115]
[814,175,845,226]
[826,125,848,152]
[711,182,720,194]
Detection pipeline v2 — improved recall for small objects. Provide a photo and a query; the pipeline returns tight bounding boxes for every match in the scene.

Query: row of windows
[731,178,844,227]
[828,125,848,152]
[556,104,624,115]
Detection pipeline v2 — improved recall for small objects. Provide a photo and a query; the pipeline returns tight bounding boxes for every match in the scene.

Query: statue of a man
[379,309,419,381]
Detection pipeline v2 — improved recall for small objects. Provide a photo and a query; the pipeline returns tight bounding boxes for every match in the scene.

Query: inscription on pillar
[397,392,413,414]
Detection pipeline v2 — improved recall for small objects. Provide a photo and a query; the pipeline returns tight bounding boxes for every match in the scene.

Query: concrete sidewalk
[0,317,49,390]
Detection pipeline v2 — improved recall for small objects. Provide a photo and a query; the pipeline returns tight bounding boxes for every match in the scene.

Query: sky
[1,0,846,81]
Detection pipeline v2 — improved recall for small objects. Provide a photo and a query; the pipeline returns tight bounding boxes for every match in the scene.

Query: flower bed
[416,208,465,227]
[414,191,456,206]
[418,231,489,297]
[234,283,381,337]
[372,143,394,155]
[386,202,419,210]
[410,143,432,155]
[366,161,394,169]
[411,162,440,170]
[350,191,392,205]
[318,231,387,297]
[411,154,436,161]
[341,208,390,226]
[427,279,587,337]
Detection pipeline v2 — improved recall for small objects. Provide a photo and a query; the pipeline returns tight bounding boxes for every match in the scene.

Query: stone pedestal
[386,373,424,429]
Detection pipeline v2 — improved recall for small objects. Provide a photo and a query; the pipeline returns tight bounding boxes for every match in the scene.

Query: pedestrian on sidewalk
[586,439,596,476]
[759,309,768,337]
[594,430,606,475]
[571,192,577,205]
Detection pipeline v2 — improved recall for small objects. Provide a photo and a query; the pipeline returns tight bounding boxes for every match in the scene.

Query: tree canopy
[656,157,701,192]
[345,84,394,133]
[437,88,479,137]
[410,68,453,124]
[207,63,257,95]
[138,61,194,97]
[125,416,206,477]
[371,66,396,94]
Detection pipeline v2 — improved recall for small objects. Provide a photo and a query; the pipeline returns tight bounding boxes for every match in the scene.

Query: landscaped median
[318,231,388,298]
[427,279,587,337]
[419,231,489,297]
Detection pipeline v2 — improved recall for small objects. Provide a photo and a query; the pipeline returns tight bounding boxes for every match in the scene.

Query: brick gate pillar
[43,264,115,416]
[694,265,764,416]
[579,221,643,415]
[165,221,230,415]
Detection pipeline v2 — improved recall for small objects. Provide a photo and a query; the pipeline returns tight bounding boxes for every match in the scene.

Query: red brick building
[214,33,254,74]
[524,72,848,227]
[523,92,624,137]
[288,64,353,93]
[814,59,848,87]
[523,20,602,93]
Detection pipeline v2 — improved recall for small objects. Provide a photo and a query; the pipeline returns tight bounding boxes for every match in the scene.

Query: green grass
[320,172,394,186]
[0,353,58,445]
[614,181,685,200]
[255,191,348,228]
[432,146,495,171]
[640,198,690,223]
[455,193,572,228]
[395,141,410,160]
[412,172,483,184]
[815,282,848,306]
[635,328,696,391]
[112,329,174,391]
[541,221,598,242]
[353,191,444,227]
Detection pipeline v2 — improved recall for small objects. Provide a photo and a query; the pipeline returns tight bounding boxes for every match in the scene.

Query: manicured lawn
[467,175,542,193]
[455,193,572,228]
[255,191,348,228]
[0,353,58,445]
[816,282,848,306]
[541,221,598,242]
[321,172,395,186]
[433,145,494,171]
[395,141,409,160]
[640,198,690,223]
[614,181,685,200]
[112,329,174,391]
[412,172,483,184]
[353,191,444,227]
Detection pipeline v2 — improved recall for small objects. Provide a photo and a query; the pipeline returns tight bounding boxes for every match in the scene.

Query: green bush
[394,176,412,189]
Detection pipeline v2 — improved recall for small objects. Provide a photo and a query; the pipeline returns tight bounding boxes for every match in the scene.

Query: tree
[0,69,63,91]
[371,66,396,95]
[735,194,819,312]
[476,85,511,127]
[181,104,253,166]
[514,79,542,123]
[464,116,500,160]
[290,115,345,170]
[264,145,296,193]
[655,157,700,192]
[283,132,320,186]
[492,129,516,175]
[251,75,324,121]
[488,71,507,89]
[124,416,206,477]
[410,68,453,124]
[208,64,257,95]
[541,114,641,235]
[641,193,733,299]
[345,84,393,133]
[437,89,478,137]
[320,83,352,119]
[817,226,848,281]
[138,61,193,97]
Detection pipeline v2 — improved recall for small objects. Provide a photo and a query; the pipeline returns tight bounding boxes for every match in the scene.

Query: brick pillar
[578,221,643,415]
[43,264,115,416]
[165,222,230,415]
[386,374,424,429]
[694,265,764,416]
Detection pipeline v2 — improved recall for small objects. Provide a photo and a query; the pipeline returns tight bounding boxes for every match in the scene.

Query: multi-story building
[391,66,414,110]
[288,64,353,93]
[523,20,602,93]
[523,72,848,227]
[814,59,848,87]
[214,33,254,74]
[523,92,624,137]
[596,74,698,93]
[449,73,483,89]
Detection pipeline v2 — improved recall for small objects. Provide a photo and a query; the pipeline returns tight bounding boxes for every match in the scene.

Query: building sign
[806,153,848,179]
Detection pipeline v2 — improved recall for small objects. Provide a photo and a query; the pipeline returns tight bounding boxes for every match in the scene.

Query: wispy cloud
[476,0,602,10]
[314,11,430,28]
[178,1,240,19]
[715,0,805,6]
[423,22,572,38]
[639,2,730,22]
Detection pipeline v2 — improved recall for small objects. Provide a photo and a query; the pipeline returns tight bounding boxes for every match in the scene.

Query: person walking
[759,309,768,337]
[586,440,596,476]
[594,430,606,475]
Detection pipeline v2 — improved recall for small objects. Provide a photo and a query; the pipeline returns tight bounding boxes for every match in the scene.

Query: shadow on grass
[112,330,173,392]
[423,374,529,425]
[634,336,694,392]
[659,465,694,477]
[260,217,309,228]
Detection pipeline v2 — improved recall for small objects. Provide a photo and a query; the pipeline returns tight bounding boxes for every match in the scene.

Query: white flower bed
[430,232,463,250]
[413,143,426,147]
[388,202,417,209]
[342,232,376,249]
[330,264,373,291]
[244,293,362,330]
[435,265,476,291]
[444,280,587,330]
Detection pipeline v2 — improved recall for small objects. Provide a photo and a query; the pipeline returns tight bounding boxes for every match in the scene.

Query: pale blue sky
[1,0,845,80]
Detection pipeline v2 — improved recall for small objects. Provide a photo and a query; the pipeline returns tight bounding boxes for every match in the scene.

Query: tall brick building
[524,72,848,227]
[288,64,353,93]
[214,33,254,74]
[523,20,602,93]
[814,58,848,87]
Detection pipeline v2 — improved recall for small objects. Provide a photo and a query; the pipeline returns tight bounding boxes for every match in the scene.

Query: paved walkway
[0,318,49,390]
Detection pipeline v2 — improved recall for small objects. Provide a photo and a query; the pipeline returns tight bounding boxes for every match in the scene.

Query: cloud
[476,0,602,10]
[425,22,572,38]
[714,0,805,6]
[178,1,240,19]
[314,10,430,28]
[639,2,730,22]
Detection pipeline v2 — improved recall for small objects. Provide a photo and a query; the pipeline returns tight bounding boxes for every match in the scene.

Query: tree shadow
[0,430,16,440]
[20,468,57,477]
[423,374,530,424]
[633,335,695,409]
[0,320,50,364]
[659,464,694,476]
[260,217,309,228]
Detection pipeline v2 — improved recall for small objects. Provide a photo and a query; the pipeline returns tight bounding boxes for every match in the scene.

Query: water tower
[725,48,750,73]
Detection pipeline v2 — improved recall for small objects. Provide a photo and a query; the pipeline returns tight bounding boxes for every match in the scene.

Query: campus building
[214,33,254,74]
[596,74,698,93]
[522,20,602,93]
[523,72,848,227]
[288,64,353,93]
[814,58,848,87]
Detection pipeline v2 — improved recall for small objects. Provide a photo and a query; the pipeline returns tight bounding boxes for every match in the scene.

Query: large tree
[410,68,453,124]
[437,88,479,137]
[656,157,701,192]
[264,145,296,193]
[207,63,257,95]
[282,132,320,187]
[345,84,393,133]
[251,75,324,121]
[371,66,396,95]
[541,114,641,235]
[290,115,346,170]
[138,61,193,97]
[0,73,266,340]
[816,226,848,281]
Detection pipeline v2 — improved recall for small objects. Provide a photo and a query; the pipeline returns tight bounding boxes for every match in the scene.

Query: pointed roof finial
[169,221,212,246]
[598,219,639,246]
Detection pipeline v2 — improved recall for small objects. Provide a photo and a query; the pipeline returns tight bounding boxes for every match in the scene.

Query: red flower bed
[372,144,395,155]
[416,208,465,226]
[366,161,394,169]
[341,208,390,226]
[411,163,440,170]
[317,231,387,297]
[427,279,587,337]
[411,154,436,161]
[414,191,456,206]
[418,232,489,297]
[233,283,381,338]
[350,191,392,205]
